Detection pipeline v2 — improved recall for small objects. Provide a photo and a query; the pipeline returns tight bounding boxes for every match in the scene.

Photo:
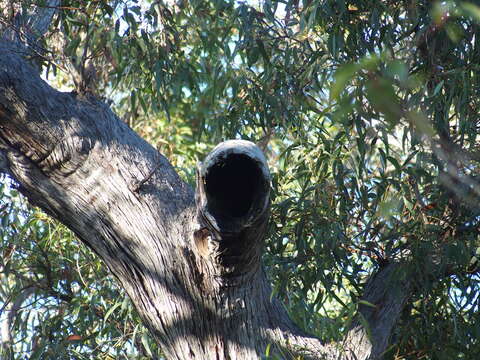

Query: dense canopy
[1,0,480,359]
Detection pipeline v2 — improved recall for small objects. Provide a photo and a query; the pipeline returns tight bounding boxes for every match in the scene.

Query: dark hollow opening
[205,154,264,218]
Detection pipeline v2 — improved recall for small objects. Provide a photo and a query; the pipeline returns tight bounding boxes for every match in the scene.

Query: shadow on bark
[0,12,412,358]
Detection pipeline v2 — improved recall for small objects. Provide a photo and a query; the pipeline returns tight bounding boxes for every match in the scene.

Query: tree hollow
[205,153,264,218]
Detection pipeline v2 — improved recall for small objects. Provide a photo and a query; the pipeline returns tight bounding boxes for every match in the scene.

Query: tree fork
[0,4,414,359]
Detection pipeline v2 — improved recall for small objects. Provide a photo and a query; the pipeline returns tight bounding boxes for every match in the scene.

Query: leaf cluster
[2,0,480,358]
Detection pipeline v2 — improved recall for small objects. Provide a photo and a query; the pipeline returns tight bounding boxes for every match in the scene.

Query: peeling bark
[0,8,413,359]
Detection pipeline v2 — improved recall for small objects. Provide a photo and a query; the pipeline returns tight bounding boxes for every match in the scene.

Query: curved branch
[345,263,412,359]
[1,286,36,350]
[1,0,59,58]
[0,39,198,358]
[27,0,60,39]
[0,14,414,359]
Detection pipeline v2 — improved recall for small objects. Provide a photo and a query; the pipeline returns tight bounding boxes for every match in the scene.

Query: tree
[1,0,479,359]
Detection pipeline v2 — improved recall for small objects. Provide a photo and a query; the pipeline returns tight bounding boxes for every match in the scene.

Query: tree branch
[0,286,36,351]
[345,263,412,359]
[0,0,59,58]
[0,8,415,358]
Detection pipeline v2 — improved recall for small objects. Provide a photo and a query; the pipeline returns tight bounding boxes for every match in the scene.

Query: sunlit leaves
[3,0,480,359]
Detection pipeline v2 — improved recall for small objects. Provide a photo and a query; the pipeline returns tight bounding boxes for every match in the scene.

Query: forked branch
[0,4,416,359]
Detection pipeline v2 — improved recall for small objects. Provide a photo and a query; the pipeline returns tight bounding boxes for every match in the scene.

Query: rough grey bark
[0,5,412,359]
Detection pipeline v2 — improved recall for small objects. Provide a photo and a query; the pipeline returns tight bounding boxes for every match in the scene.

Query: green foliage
[0,181,161,358]
[2,0,480,358]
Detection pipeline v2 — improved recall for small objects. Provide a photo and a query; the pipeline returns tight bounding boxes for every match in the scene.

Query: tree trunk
[0,7,411,360]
